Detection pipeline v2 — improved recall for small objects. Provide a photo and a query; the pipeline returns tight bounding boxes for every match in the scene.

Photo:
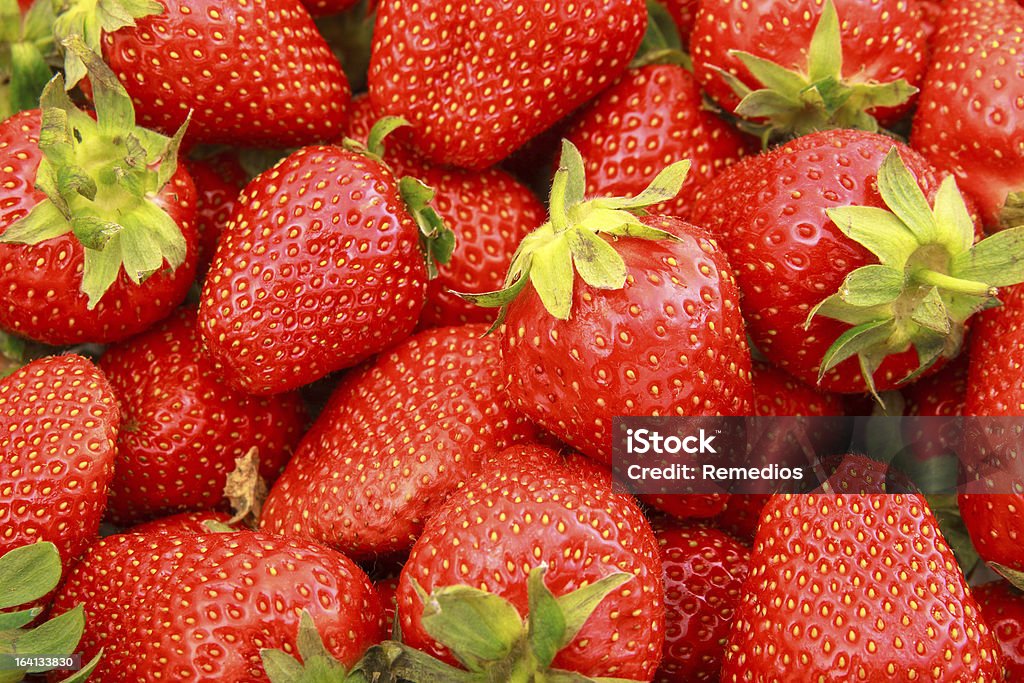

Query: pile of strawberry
[1,0,1023,680]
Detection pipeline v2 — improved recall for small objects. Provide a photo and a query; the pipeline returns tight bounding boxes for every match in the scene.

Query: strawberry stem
[912,269,996,298]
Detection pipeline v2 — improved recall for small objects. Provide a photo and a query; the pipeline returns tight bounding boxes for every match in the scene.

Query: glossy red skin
[959,493,1024,572]
[49,531,386,682]
[368,0,646,169]
[714,494,773,543]
[917,0,947,44]
[563,65,750,218]
[692,0,927,124]
[346,96,546,327]
[260,325,537,560]
[198,144,427,395]
[502,215,753,464]
[967,284,1024,415]
[0,109,198,345]
[752,360,846,416]
[723,493,1003,680]
[100,0,349,147]
[694,129,965,393]
[656,0,698,48]
[128,510,235,534]
[186,156,248,275]
[375,576,400,634]
[0,356,119,571]
[910,0,1024,228]
[654,522,750,682]
[974,581,1024,680]
[397,444,665,680]
[99,308,307,525]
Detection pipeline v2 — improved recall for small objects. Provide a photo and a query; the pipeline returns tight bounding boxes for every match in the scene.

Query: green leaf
[838,264,904,306]
[600,221,680,241]
[634,0,682,59]
[295,611,330,664]
[60,35,135,136]
[70,215,122,251]
[526,567,565,670]
[807,0,842,82]
[0,608,40,631]
[877,148,936,244]
[366,115,409,159]
[10,606,85,667]
[119,219,166,284]
[932,175,975,253]
[567,229,627,290]
[155,113,190,191]
[999,191,1024,231]
[55,0,163,87]
[901,329,948,385]
[376,641,482,683]
[9,41,53,114]
[398,176,456,278]
[557,573,632,645]
[130,200,188,271]
[0,201,72,246]
[589,160,690,211]
[991,563,1024,594]
[826,207,918,266]
[81,240,124,309]
[559,140,587,215]
[260,650,305,683]
[818,318,894,380]
[950,227,1024,287]
[734,89,801,121]
[730,51,809,95]
[910,287,950,334]
[529,235,574,320]
[0,542,61,609]
[57,650,102,683]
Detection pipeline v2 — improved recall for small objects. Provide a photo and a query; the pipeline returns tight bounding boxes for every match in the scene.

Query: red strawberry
[655,0,698,49]
[186,155,249,276]
[692,0,926,140]
[198,137,451,394]
[346,96,547,327]
[967,285,1024,414]
[99,308,307,525]
[654,521,750,682]
[0,355,119,571]
[692,128,1014,395]
[390,443,665,681]
[722,493,1003,679]
[900,351,966,466]
[375,576,400,634]
[911,0,1024,229]
[469,142,753,464]
[752,360,846,416]
[562,64,750,218]
[55,0,351,147]
[0,47,197,345]
[974,580,1024,680]
[50,530,386,681]
[715,493,773,543]
[260,324,536,560]
[959,492,1024,574]
[368,0,647,169]
[128,509,235,535]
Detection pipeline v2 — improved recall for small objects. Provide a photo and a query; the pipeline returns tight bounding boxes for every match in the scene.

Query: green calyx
[261,610,368,683]
[0,35,189,309]
[630,0,692,71]
[460,139,689,332]
[807,147,1024,396]
[53,0,163,88]
[714,0,917,145]
[374,566,640,683]
[0,0,56,120]
[999,191,1024,232]
[0,541,102,683]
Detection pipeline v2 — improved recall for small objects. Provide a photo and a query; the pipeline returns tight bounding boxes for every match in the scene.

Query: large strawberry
[466,141,753,464]
[53,0,350,147]
[722,492,1003,679]
[99,307,307,525]
[974,580,1024,680]
[693,128,1024,395]
[692,0,926,141]
[198,125,453,395]
[911,0,1024,230]
[367,0,647,169]
[49,530,386,681]
[0,41,197,345]
[386,443,665,681]
[966,285,1024,415]
[260,324,536,560]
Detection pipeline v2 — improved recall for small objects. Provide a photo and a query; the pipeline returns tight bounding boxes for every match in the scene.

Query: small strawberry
[54,0,351,147]
[974,580,1024,680]
[723,493,1003,679]
[99,308,307,525]
[368,0,647,169]
[50,530,387,681]
[911,0,1024,230]
[0,41,197,345]
[260,324,536,560]
[186,155,249,276]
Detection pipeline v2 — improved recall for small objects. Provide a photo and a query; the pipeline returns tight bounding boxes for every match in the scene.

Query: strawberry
[655,0,698,49]
[368,0,647,169]
[722,493,1003,679]
[198,128,453,395]
[128,509,235,535]
[54,0,351,148]
[388,443,665,681]
[715,493,773,543]
[0,355,118,574]
[562,63,750,218]
[467,142,753,464]
[967,285,1024,415]
[346,96,547,327]
[260,324,536,560]
[693,128,1023,395]
[959,491,1024,574]
[186,155,249,276]
[302,0,360,16]
[49,530,387,681]
[691,0,926,141]
[0,42,197,346]
[751,360,846,416]
[910,0,1024,230]
[99,308,307,525]
[974,580,1024,680]
[654,520,750,682]
[375,576,400,634]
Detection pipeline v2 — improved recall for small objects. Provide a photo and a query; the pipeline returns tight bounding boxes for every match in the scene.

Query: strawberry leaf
[991,563,1024,593]
[527,567,565,669]
[557,572,632,645]
[567,229,627,291]
[838,265,904,306]
[951,227,1024,287]
[55,0,163,87]
[0,542,61,609]
[806,0,842,82]
[530,236,574,320]
[876,149,936,244]
[826,206,919,266]
[398,176,456,278]
[999,191,1024,231]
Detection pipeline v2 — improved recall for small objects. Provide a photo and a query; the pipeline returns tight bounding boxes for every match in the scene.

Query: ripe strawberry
[693,128,1019,395]
[390,443,665,681]
[375,576,400,634]
[692,0,926,140]
[974,580,1024,680]
[967,285,1024,414]
[0,355,118,571]
[186,155,248,276]
[50,530,386,681]
[0,45,197,345]
[198,135,452,394]
[368,0,647,169]
[722,493,1003,679]
[469,142,753,464]
[55,0,351,147]
[99,308,307,525]
[911,0,1024,230]
[128,509,235,535]
[751,360,845,416]
[654,520,750,682]
[562,64,750,218]
[346,96,547,327]
[260,324,537,560]
[959,492,1024,574]
[715,493,773,543]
